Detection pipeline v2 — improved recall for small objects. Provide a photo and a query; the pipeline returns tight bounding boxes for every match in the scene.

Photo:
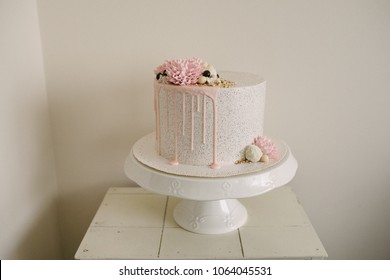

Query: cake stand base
[125,133,298,235]
[173,199,247,234]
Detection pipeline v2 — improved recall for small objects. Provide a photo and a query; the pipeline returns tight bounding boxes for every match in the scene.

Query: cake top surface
[154,58,264,88]
[217,71,264,87]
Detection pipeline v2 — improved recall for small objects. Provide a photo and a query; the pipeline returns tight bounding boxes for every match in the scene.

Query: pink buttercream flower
[253,136,278,159]
[154,64,166,75]
[164,58,203,85]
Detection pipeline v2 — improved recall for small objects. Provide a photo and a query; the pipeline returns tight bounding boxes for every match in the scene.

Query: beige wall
[1,0,389,259]
[0,0,62,259]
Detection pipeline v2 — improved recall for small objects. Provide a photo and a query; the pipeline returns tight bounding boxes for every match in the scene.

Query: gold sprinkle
[235,158,250,164]
[198,78,235,88]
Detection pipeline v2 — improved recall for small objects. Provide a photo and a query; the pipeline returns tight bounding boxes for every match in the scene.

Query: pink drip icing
[155,83,219,169]
[202,95,206,144]
[203,89,219,169]
[190,95,194,150]
[169,92,179,165]
[155,84,161,155]
[165,93,169,132]
[182,94,185,135]
[154,86,157,139]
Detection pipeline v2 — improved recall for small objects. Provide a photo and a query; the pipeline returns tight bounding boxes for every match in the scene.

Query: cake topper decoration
[253,136,278,161]
[155,58,234,87]
[237,136,278,164]
[198,62,219,85]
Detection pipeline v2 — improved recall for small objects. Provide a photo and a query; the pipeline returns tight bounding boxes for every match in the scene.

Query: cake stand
[124,133,298,234]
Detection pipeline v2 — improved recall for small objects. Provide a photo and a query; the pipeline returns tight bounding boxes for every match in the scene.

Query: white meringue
[260,154,269,163]
[245,145,263,163]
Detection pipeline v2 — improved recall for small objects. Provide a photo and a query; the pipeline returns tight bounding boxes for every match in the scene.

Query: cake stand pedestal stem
[173,198,247,234]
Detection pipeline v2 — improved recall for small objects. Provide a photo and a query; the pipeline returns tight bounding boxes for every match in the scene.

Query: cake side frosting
[154,63,266,169]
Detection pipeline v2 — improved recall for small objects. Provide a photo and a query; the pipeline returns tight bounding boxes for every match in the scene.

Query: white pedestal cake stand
[124,133,298,234]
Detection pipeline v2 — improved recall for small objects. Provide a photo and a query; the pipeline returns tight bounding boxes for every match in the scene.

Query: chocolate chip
[202,70,211,77]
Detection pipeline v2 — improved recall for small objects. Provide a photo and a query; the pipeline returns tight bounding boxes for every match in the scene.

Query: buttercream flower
[154,64,166,75]
[253,136,278,160]
[164,58,203,85]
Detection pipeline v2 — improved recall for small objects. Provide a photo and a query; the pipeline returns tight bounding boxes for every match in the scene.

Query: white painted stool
[75,186,327,259]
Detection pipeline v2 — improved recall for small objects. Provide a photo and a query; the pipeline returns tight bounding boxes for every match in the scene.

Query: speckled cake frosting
[154,70,266,169]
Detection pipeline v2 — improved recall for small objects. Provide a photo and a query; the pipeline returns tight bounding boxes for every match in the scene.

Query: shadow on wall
[49,75,151,259]
[10,198,63,259]
[59,183,111,259]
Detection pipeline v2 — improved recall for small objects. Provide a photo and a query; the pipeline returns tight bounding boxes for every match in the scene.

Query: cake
[153,58,277,170]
